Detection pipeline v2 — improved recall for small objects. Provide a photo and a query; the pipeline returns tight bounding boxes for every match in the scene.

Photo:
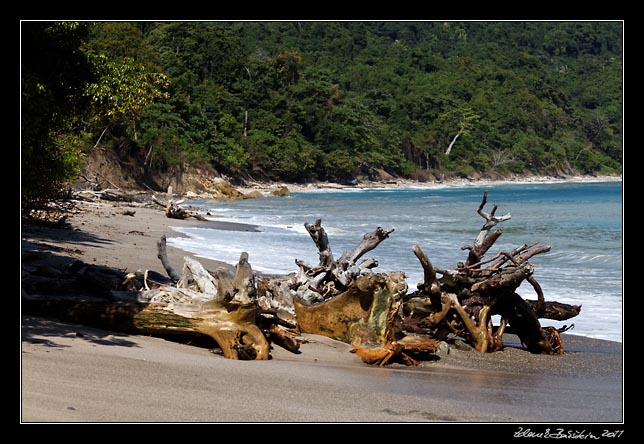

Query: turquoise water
[169,181,623,343]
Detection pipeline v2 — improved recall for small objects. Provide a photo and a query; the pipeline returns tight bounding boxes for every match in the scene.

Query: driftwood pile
[22,192,581,366]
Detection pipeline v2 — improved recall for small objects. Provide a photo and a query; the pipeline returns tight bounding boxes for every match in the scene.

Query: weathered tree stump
[404,191,578,355]
[284,220,439,365]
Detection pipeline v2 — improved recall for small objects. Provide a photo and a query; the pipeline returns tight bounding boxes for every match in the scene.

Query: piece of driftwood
[404,192,577,354]
[76,188,134,202]
[21,244,293,360]
[286,220,439,365]
[22,286,269,360]
[152,186,207,221]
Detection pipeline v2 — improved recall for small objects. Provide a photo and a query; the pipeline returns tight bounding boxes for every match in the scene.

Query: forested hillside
[22,21,622,202]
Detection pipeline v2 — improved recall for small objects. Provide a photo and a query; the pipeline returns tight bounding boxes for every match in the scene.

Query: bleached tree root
[404,192,578,355]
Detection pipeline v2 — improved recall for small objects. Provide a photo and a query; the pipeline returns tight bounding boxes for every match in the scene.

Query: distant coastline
[233,173,623,196]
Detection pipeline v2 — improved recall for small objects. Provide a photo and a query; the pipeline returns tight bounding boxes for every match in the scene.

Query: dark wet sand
[20,198,624,424]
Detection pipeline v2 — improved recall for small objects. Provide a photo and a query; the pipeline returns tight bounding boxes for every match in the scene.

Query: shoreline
[233,174,623,196]
[20,189,623,423]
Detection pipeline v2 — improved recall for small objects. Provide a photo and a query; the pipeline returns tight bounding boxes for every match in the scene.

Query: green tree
[85,55,169,146]
[21,21,98,207]
[440,106,480,156]
[137,102,189,169]
[88,22,160,70]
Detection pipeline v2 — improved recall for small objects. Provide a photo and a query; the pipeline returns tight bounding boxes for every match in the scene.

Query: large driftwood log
[287,220,439,366]
[21,244,299,360]
[293,273,405,345]
[23,287,269,360]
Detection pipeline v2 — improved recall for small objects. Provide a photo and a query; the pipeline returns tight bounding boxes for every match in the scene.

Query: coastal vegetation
[21,21,622,206]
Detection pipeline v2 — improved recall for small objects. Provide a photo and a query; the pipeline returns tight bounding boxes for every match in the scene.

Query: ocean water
[168,181,623,343]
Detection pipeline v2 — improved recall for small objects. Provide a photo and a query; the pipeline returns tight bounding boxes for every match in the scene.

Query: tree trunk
[22,289,270,360]
[445,132,460,156]
[22,247,281,360]
[290,220,439,365]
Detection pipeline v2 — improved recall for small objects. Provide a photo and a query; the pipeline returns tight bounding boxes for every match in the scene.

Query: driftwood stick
[304,219,334,267]
[156,235,182,281]
[166,186,174,213]
[294,259,312,272]
[477,190,489,213]
[446,293,490,352]
[500,250,521,266]
[143,270,151,291]
[231,252,256,305]
[460,251,505,270]
[348,227,394,263]
[183,256,218,296]
[151,195,167,208]
[359,258,378,270]
[489,242,536,269]
[489,244,550,271]
[474,191,511,246]
[412,244,441,308]
[412,244,436,287]
[470,262,534,294]
[515,245,552,263]
[524,300,581,321]
[151,185,206,221]
[464,229,503,267]
[215,269,235,301]
[526,275,545,315]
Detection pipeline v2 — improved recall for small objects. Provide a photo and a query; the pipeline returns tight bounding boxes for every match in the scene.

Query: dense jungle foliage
[22,21,622,203]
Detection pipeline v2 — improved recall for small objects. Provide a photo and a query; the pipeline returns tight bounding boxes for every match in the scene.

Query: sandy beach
[20,194,624,425]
